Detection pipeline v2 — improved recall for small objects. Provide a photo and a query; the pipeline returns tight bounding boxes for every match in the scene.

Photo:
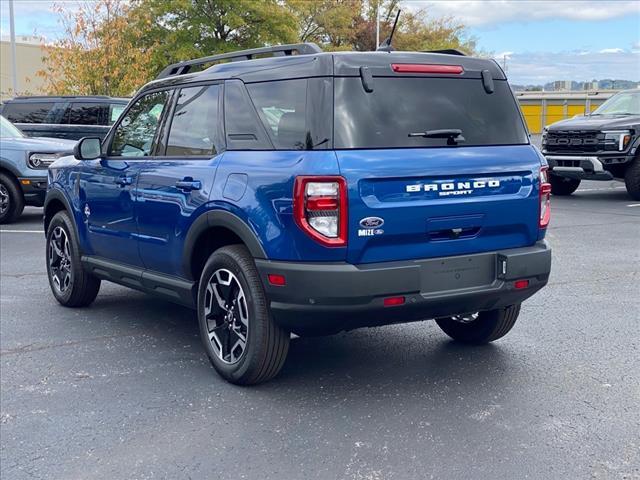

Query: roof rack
[424,49,467,56]
[156,43,323,79]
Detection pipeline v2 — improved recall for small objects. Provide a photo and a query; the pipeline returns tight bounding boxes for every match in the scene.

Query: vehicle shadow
[87,290,515,397]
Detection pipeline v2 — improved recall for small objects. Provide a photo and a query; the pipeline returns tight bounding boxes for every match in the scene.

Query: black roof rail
[156,43,323,79]
[423,49,467,56]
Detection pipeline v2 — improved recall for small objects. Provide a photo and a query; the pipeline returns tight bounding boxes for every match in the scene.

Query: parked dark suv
[44,43,552,385]
[541,89,640,199]
[0,96,129,141]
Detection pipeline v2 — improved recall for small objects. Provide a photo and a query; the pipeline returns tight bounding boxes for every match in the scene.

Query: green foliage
[43,0,478,95]
[128,0,299,75]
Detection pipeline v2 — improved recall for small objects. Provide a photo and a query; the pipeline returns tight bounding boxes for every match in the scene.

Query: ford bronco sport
[44,43,552,385]
[541,89,640,199]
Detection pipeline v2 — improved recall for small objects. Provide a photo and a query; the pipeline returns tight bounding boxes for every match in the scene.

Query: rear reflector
[514,279,529,290]
[268,274,286,286]
[391,64,464,74]
[383,296,405,307]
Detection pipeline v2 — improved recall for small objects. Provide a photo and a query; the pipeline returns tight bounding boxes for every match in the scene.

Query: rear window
[2,102,54,124]
[333,77,528,149]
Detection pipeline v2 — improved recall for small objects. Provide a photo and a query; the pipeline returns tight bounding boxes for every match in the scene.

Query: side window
[2,102,54,124]
[109,103,126,124]
[63,103,108,125]
[224,80,272,150]
[109,91,169,157]
[246,79,308,150]
[165,85,221,156]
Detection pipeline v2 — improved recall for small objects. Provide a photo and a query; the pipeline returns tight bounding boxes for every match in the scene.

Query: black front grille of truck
[544,130,603,153]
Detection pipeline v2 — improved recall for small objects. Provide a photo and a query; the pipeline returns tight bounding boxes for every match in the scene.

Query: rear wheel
[46,211,101,307]
[436,304,521,344]
[624,157,640,200]
[197,245,289,385]
[550,174,580,196]
[0,172,25,224]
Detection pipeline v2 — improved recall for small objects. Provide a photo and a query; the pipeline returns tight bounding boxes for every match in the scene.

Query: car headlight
[603,130,632,151]
[27,152,65,169]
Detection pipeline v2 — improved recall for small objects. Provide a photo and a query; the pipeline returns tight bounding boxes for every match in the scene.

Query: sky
[0,0,639,85]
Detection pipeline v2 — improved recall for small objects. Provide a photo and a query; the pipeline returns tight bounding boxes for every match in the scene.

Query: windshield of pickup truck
[334,77,529,149]
[591,91,640,116]
[0,115,25,138]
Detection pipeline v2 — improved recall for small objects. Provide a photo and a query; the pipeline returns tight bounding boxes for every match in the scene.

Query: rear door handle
[175,179,202,192]
[114,176,133,187]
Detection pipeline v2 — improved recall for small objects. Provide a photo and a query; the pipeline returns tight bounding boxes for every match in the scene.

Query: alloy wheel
[203,269,249,364]
[0,183,9,216]
[48,226,73,293]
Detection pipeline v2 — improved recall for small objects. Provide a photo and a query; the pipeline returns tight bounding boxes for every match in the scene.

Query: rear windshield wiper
[408,129,465,145]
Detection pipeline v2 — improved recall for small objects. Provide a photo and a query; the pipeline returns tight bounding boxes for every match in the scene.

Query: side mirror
[74,137,102,160]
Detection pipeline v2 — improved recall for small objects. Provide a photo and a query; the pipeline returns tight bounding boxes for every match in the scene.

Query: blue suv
[44,44,552,384]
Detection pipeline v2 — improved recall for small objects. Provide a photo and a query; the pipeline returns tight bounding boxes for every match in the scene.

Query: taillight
[539,166,551,228]
[294,176,348,247]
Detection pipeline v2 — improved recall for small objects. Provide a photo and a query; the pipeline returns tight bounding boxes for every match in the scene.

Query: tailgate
[337,145,542,264]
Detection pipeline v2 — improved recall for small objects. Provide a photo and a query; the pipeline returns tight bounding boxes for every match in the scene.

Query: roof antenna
[377,9,401,52]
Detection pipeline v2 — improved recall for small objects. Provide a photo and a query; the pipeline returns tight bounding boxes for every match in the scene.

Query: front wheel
[436,304,521,344]
[0,172,25,224]
[46,211,101,307]
[197,245,289,385]
[550,174,580,196]
[624,157,640,200]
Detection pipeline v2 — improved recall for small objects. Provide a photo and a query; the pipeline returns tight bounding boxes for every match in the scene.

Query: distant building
[552,80,572,91]
[0,36,49,101]
[583,81,599,91]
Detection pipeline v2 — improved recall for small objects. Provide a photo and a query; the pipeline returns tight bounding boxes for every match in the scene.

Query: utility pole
[503,54,507,75]
[375,1,380,47]
[9,0,18,93]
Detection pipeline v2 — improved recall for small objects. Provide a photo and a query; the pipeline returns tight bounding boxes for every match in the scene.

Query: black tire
[550,174,580,196]
[197,244,289,385]
[436,304,521,344]
[624,157,640,200]
[46,210,101,307]
[0,172,25,224]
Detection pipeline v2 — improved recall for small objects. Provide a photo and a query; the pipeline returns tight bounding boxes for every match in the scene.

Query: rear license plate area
[419,254,496,293]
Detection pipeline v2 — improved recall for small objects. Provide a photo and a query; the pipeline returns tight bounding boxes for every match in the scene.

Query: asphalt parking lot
[1,181,639,480]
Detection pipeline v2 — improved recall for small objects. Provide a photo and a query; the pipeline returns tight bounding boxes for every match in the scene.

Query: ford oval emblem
[359,216,384,228]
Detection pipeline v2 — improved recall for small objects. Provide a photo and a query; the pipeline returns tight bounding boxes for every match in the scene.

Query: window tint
[64,103,107,125]
[334,77,529,149]
[109,103,126,124]
[224,80,272,150]
[2,102,54,124]
[166,85,220,156]
[109,91,169,157]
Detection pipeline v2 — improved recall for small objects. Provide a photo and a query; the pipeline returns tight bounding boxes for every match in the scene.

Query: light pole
[376,1,380,47]
[9,0,18,93]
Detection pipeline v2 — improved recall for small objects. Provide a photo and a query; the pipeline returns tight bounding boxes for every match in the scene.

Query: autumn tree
[287,0,476,54]
[38,0,157,96]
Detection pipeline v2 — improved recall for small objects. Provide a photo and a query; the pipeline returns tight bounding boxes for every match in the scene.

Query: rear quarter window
[2,102,55,124]
[334,77,529,149]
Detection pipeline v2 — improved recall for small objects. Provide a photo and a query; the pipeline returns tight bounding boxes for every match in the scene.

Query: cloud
[599,48,625,54]
[403,0,640,27]
[493,49,640,84]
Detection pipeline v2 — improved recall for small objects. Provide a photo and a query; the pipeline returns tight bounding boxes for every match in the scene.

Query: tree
[38,0,157,96]
[287,0,477,54]
[127,0,299,76]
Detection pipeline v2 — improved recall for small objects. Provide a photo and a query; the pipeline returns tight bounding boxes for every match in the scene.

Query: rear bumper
[256,241,551,335]
[18,177,48,207]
